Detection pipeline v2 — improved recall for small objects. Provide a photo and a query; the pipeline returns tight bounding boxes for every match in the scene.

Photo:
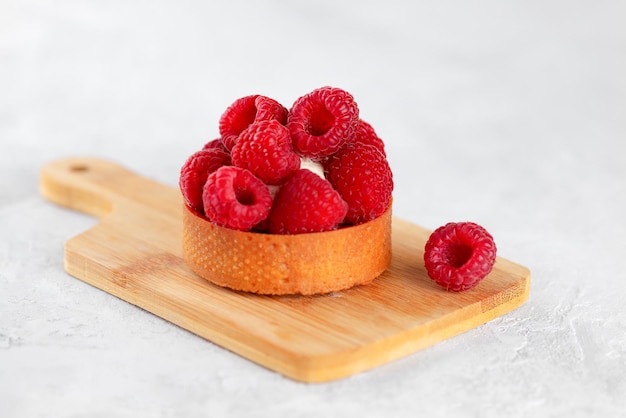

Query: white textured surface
[1,1,625,416]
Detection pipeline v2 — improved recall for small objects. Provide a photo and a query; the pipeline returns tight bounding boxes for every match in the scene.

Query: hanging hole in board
[70,164,89,173]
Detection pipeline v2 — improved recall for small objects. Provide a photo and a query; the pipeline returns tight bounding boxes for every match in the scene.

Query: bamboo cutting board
[40,157,530,383]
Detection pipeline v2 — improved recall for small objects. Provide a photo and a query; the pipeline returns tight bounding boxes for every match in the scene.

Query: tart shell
[182,203,392,295]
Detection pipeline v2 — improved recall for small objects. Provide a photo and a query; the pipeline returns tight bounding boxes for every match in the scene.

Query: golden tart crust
[182,203,392,295]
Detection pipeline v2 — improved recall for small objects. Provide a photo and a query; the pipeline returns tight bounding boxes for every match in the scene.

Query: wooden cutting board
[40,157,530,383]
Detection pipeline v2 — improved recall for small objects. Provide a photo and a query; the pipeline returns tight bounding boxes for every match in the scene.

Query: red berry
[288,86,359,160]
[423,222,497,292]
[325,143,393,225]
[202,138,229,153]
[203,166,272,231]
[350,119,386,157]
[231,120,301,185]
[179,148,231,215]
[268,169,348,234]
[219,95,288,151]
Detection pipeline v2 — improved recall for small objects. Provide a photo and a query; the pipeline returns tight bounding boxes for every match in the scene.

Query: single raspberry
[287,86,359,160]
[423,222,497,292]
[179,148,231,214]
[219,95,288,151]
[203,166,272,231]
[202,138,229,153]
[325,143,393,224]
[268,169,348,234]
[350,119,386,157]
[231,120,301,185]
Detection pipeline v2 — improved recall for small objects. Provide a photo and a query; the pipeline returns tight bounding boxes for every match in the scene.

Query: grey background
[1,1,624,417]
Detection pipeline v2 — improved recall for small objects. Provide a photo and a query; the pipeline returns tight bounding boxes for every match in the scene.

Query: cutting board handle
[40,157,161,218]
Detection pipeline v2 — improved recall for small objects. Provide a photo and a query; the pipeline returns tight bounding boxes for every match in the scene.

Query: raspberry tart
[180,87,393,295]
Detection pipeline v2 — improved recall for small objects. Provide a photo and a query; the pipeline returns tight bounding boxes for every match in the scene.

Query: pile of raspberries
[180,86,393,235]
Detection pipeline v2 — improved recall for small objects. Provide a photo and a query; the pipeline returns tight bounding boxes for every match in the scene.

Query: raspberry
[268,169,348,234]
[350,119,386,157]
[219,95,288,151]
[202,138,229,153]
[288,86,359,160]
[179,148,231,214]
[203,166,273,231]
[325,143,393,224]
[231,120,301,185]
[423,222,497,292]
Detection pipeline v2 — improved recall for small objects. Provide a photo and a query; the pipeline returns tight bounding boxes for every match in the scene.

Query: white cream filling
[267,157,325,199]
[299,157,325,179]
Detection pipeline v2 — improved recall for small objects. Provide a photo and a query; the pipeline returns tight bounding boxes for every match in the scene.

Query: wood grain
[39,157,531,383]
